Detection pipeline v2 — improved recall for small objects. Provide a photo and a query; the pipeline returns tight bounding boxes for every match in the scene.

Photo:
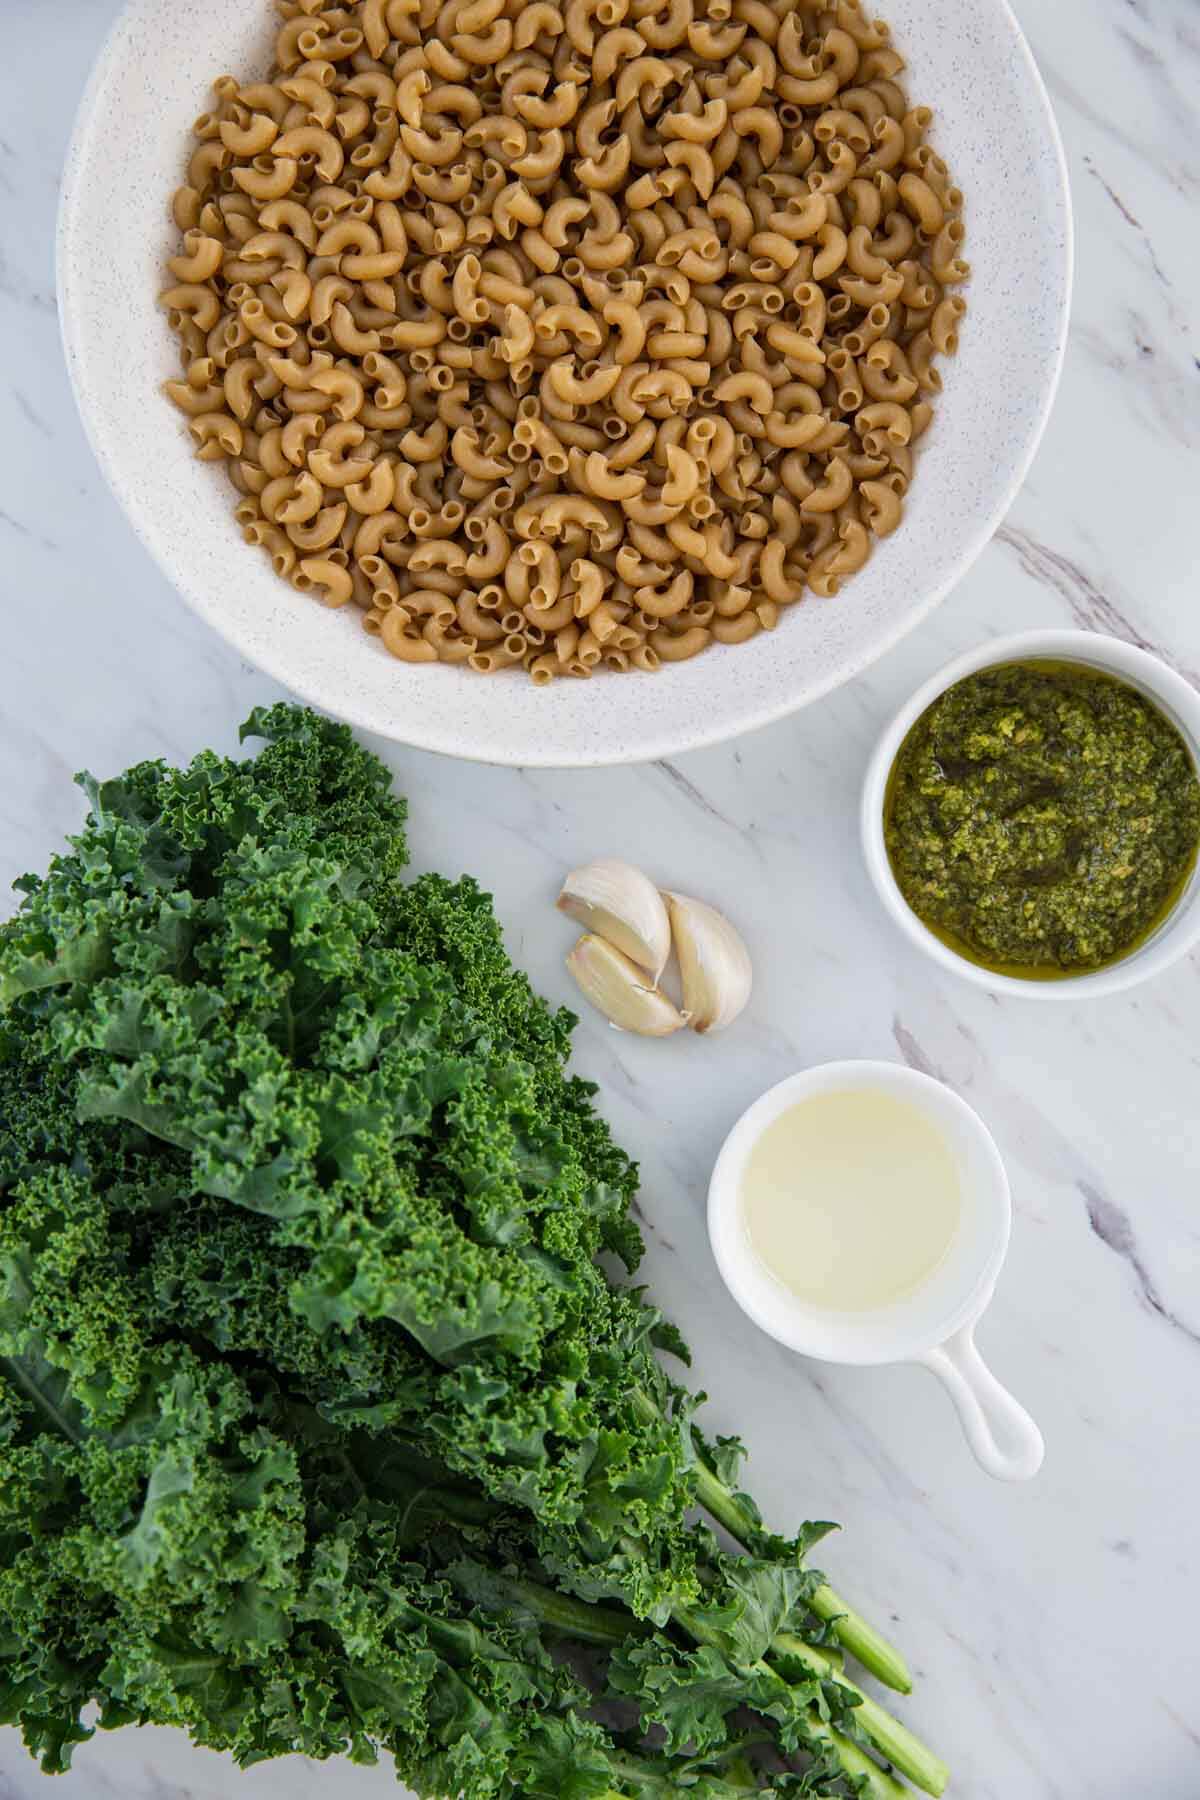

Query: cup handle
[917,1323,1044,1481]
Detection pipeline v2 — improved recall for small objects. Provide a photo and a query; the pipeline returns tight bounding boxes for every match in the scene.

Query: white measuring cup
[708,1061,1044,1481]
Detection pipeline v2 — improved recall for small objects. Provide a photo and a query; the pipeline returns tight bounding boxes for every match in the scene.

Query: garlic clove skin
[566,934,688,1036]
[557,858,672,980]
[663,893,752,1034]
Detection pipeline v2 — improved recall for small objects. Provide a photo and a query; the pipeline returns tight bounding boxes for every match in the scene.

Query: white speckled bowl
[59,0,1071,767]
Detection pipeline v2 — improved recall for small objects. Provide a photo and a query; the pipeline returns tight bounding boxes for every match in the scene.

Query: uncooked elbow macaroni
[163,0,966,679]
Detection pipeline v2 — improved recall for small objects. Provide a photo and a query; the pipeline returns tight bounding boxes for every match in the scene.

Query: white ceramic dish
[59,0,1071,767]
[861,629,1200,998]
[708,1061,1044,1480]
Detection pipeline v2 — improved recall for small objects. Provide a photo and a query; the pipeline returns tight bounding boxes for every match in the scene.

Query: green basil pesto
[884,660,1200,975]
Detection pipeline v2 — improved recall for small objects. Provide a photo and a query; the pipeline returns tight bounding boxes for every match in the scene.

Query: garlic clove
[557,857,672,980]
[566,934,687,1037]
[663,892,752,1034]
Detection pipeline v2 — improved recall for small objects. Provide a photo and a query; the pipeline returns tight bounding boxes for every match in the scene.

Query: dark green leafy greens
[0,706,946,1798]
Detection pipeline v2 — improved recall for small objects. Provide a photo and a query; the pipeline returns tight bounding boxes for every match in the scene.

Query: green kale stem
[674,1603,932,1798]
[691,1459,911,1693]
[804,1585,912,1698]
[771,1635,948,1798]
[624,1394,936,1788]
[664,1405,913,1695]
[495,1577,645,1649]
[603,1753,755,1796]
[817,1726,912,1800]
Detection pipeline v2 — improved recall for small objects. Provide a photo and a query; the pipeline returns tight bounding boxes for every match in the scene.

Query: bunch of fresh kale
[0,705,945,1798]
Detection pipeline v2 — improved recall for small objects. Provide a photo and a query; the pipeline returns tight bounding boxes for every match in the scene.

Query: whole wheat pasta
[163,0,965,681]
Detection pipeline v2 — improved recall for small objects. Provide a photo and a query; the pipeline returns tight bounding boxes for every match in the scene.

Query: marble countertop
[3,1,1199,1796]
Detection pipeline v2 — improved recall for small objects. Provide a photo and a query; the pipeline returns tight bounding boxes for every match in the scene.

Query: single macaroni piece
[162,0,966,680]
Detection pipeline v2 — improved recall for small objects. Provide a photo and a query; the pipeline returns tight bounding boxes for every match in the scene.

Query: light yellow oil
[739,1088,962,1312]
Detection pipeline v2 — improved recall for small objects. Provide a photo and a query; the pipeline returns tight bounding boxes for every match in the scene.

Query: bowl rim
[56,0,1074,768]
[860,628,1200,998]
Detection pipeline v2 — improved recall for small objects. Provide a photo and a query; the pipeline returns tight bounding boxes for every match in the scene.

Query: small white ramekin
[708,1060,1044,1480]
[861,630,1200,999]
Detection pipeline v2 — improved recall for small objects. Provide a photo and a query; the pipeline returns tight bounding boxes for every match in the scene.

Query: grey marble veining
[2,1,1200,1796]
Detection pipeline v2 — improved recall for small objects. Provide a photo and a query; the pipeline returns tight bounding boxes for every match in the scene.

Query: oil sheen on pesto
[884,661,1200,975]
